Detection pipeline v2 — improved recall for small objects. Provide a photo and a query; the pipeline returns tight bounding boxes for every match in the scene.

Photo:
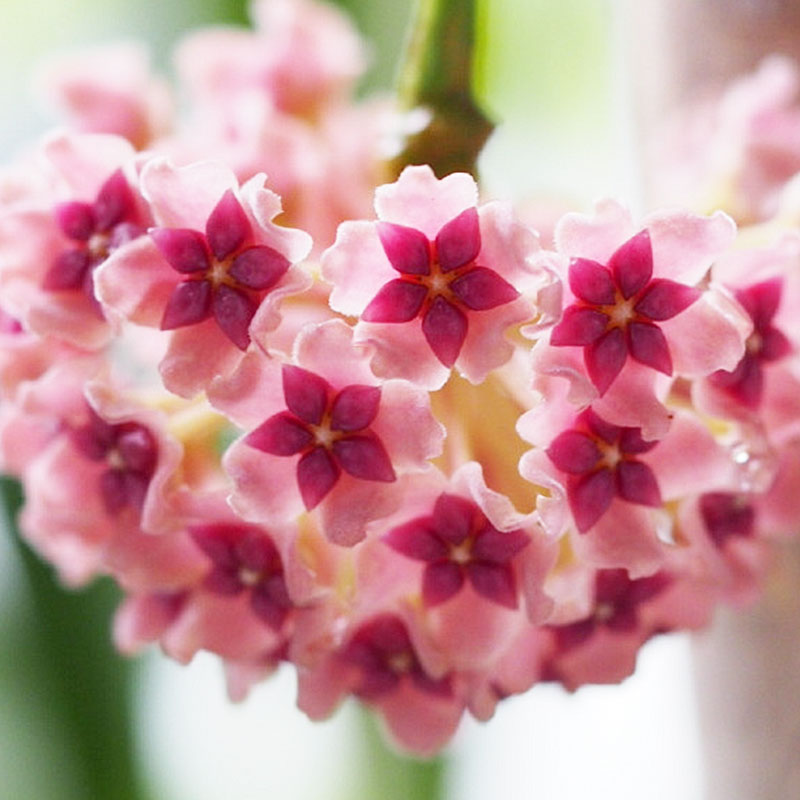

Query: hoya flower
[96,158,312,397]
[322,165,552,389]
[534,199,750,433]
[175,0,367,120]
[34,40,173,149]
[0,132,148,349]
[297,610,465,757]
[213,319,444,545]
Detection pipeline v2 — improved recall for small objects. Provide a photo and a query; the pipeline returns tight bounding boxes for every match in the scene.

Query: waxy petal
[229,245,290,290]
[377,222,431,275]
[212,284,257,350]
[332,433,396,482]
[297,446,341,509]
[586,327,627,395]
[150,228,210,274]
[116,426,156,474]
[432,493,474,545]
[615,460,661,507]
[550,306,609,346]
[43,249,91,291]
[421,296,468,367]
[282,365,331,425]
[362,279,427,323]
[470,526,530,563]
[250,582,291,630]
[736,277,783,327]
[618,427,657,456]
[609,229,653,299]
[206,189,250,260]
[466,562,518,608]
[93,169,135,231]
[384,518,449,562]
[330,384,381,432]
[450,267,519,310]
[568,468,615,532]
[435,207,481,272]
[709,355,763,408]
[699,492,755,547]
[569,258,616,305]
[161,279,212,330]
[422,561,464,606]
[759,327,792,362]
[627,321,672,375]
[246,411,314,456]
[55,201,94,241]
[634,279,699,321]
[547,429,602,474]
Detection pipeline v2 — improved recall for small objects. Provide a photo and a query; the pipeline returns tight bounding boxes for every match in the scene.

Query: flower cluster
[2,0,800,756]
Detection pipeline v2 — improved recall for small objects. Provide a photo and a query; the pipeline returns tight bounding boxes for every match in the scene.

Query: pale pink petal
[554,198,634,263]
[374,165,478,237]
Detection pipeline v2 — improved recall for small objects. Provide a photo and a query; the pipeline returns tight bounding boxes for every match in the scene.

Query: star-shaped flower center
[361,207,519,367]
[384,492,529,607]
[550,229,701,395]
[150,189,291,350]
[245,365,396,509]
[546,408,662,532]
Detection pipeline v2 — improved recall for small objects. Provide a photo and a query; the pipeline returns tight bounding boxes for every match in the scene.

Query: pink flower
[0,132,148,349]
[322,165,550,388]
[175,0,367,119]
[96,158,312,397]
[34,41,173,149]
[383,491,530,609]
[215,320,444,545]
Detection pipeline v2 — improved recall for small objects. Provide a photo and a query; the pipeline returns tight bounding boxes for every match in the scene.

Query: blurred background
[0,1,704,798]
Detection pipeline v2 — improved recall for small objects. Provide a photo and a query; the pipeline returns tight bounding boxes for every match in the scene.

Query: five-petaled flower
[245,364,396,509]
[708,277,792,407]
[546,407,662,532]
[362,208,519,367]
[383,492,529,608]
[189,522,293,631]
[151,189,291,350]
[550,229,701,395]
[45,168,145,303]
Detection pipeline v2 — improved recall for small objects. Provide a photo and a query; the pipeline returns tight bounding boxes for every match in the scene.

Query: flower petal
[43,249,91,291]
[634,279,699,321]
[160,279,212,330]
[150,228,210,274]
[377,221,431,275]
[466,562,518,608]
[449,266,519,310]
[212,284,257,350]
[421,296,467,367]
[55,201,95,241]
[362,279,427,323]
[229,245,290,290]
[332,433,396,482]
[384,518,448,562]
[568,258,615,305]
[615,460,661,507]
[297,446,341,509]
[568,468,615,532]
[330,384,381,432]
[585,327,627,395]
[246,411,314,455]
[470,525,530,563]
[282,365,331,426]
[609,229,653,299]
[627,321,672,374]
[546,429,601,474]
[422,561,464,606]
[435,207,481,272]
[550,306,609,346]
[206,189,250,260]
[93,169,135,231]
[432,493,474,545]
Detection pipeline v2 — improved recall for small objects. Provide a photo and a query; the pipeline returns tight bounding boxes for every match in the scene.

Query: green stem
[389,0,494,179]
[354,707,448,800]
[1,476,150,800]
